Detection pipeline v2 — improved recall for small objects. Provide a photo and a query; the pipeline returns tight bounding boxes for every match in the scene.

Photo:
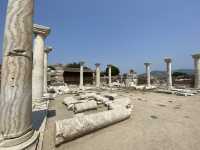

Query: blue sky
[0,0,200,73]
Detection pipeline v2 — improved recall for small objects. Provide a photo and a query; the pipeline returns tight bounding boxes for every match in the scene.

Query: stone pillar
[95,63,101,87]
[192,54,200,89]
[44,47,53,93]
[0,0,36,148]
[79,62,84,89]
[92,72,95,85]
[32,24,50,101]
[164,58,173,89]
[144,63,151,87]
[108,64,112,87]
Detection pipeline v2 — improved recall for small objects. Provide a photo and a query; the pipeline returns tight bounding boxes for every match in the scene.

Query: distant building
[48,64,94,86]
[63,67,94,85]
[124,69,138,87]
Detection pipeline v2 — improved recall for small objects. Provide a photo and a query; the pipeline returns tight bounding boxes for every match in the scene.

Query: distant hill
[139,71,167,78]
[139,69,194,77]
[173,69,194,75]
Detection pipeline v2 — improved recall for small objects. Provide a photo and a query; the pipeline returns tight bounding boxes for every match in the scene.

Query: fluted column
[79,62,84,89]
[32,24,50,101]
[0,0,35,148]
[95,63,101,87]
[192,54,200,89]
[44,47,52,93]
[144,63,151,87]
[164,58,173,89]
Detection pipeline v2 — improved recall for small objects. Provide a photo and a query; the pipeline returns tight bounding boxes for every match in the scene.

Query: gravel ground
[42,89,200,150]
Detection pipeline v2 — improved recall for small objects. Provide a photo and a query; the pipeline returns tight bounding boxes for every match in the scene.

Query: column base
[0,130,39,150]
[79,86,85,90]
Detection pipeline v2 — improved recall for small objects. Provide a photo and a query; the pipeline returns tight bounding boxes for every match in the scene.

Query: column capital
[33,24,51,38]
[95,63,100,67]
[192,53,200,59]
[164,57,172,63]
[144,62,151,66]
[44,47,53,53]
[107,64,112,67]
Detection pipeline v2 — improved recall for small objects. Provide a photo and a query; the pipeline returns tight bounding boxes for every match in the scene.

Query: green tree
[66,62,80,68]
[106,65,120,76]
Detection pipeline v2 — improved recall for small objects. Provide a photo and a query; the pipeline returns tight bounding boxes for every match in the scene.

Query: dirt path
[42,90,200,150]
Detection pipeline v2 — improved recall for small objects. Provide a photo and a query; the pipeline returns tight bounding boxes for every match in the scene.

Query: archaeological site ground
[0,0,200,150]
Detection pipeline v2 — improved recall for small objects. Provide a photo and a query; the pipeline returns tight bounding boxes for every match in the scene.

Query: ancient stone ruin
[0,1,200,150]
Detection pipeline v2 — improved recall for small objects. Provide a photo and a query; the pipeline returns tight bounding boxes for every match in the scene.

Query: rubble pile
[155,88,200,96]
[55,90,133,146]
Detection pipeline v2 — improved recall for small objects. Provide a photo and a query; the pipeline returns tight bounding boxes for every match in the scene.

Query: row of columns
[144,58,172,89]
[79,63,112,89]
[1,0,200,148]
[145,55,200,90]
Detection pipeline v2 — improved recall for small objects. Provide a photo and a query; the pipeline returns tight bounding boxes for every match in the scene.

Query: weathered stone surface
[74,100,98,113]
[79,61,84,89]
[0,0,35,148]
[164,58,173,89]
[32,24,51,101]
[63,97,81,105]
[95,63,101,87]
[108,64,112,87]
[192,54,200,89]
[55,108,131,146]
[44,47,53,93]
[144,63,151,87]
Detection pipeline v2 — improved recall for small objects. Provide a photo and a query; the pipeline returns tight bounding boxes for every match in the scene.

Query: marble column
[108,64,112,87]
[0,0,35,148]
[164,58,173,89]
[144,63,151,87]
[32,24,50,101]
[44,47,53,93]
[79,62,84,89]
[95,63,101,87]
[192,54,200,89]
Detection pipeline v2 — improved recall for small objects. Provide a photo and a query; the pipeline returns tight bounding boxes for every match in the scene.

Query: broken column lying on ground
[79,61,84,89]
[164,58,173,89]
[192,53,200,89]
[108,64,112,87]
[0,0,37,148]
[32,24,51,101]
[95,63,101,88]
[44,47,53,93]
[74,100,98,113]
[55,108,131,146]
[144,63,151,87]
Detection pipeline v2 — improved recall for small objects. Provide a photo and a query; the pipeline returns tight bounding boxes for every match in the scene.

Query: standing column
[108,64,112,87]
[164,58,173,89]
[32,24,50,101]
[144,63,151,87]
[0,0,35,148]
[192,54,200,89]
[44,47,53,93]
[79,62,84,89]
[95,63,101,87]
